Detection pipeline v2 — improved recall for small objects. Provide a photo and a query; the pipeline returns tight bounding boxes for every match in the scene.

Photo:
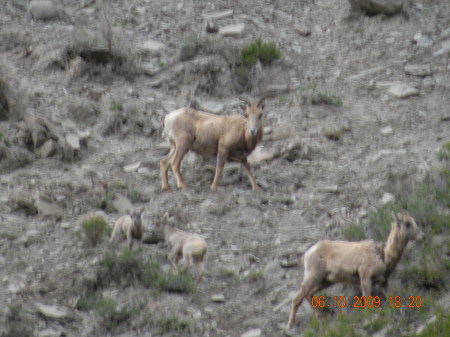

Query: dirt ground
[0,0,449,336]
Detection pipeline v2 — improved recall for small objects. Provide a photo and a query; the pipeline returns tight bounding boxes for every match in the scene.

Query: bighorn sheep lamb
[286,211,424,329]
[160,96,267,191]
[156,212,207,285]
[110,207,144,250]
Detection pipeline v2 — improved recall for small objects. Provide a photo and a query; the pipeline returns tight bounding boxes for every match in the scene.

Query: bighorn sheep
[156,212,207,285]
[160,96,268,191]
[110,207,144,250]
[286,211,424,329]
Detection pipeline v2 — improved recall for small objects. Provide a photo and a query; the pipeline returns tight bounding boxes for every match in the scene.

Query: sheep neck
[244,125,261,152]
[383,223,408,272]
[163,223,178,239]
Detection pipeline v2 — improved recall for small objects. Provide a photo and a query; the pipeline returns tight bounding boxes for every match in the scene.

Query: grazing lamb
[286,211,424,329]
[110,207,144,250]
[160,96,268,191]
[156,212,207,285]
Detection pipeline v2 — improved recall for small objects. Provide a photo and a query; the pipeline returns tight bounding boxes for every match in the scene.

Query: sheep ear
[391,211,397,222]
[162,212,170,223]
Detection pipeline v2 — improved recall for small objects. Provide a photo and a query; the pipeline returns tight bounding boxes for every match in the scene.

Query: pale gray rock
[37,328,63,337]
[35,192,64,217]
[202,10,233,20]
[211,294,225,302]
[36,303,70,319]
[433,40,450,56]
[196,99,224,114]
[381,192,395,205]
[141,39,165,55]
[65,133,80,151]
[388,83,419,98]
[404,64,432,77]
[241,328,262,337]
[37,139,56,158]
[124,162,141,172]
[219,23,246,37]
[28,0,60,21]
[349,0,402,15]
[112,195,133,214]
[380,126,393,135]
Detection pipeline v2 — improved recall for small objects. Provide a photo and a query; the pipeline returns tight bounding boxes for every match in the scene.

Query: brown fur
[286,211,424,329]
[160,96,267,191]
[110,207,144,250]
[156,213,208,286]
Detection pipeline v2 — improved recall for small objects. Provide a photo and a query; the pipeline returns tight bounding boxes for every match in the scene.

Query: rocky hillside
[0,0,449,336]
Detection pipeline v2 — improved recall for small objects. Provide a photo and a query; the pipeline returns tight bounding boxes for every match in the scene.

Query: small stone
[294,24,311,36]
[380,126,393,135]
[219,23,246,37]
[28,0,60,21]
[211,294,225,302]
[388,84,419,98]
[404,64,432,77]
[413,32,433,48]
[35,193,64,217]
[381,192,395,205]
[37,328,63,337]
[205,21,219,33]
[202,10,234,20]
[197,99,224,114]
[141,39,164,55]
[318,185,340,193]
[433,39,450,56]
[112,195,133,214]
[37,139,55,158]
[248,146,274,165]
[124,162,141,172]
[36,303,69,319]
[65,133,80,151]
[241,328,262,337]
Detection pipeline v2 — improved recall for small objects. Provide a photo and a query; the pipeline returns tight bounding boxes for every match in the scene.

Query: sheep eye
[405,222,411,228]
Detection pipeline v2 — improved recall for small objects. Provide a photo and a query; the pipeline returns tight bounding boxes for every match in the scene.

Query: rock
[416,315,437,335]
[141,39,165,55]
[37,139,56,158]
[124,162,141,172]
[35,192,64,217]
[413,32,433,48]
[318,185,340,193]
[141,62,161,76]
[349,0,402,15]
[36,303,70,319]
[433,39,450,56]
[196,99,224,114]
[28,0,60,21]
[380,126,393,135]
[294,24,311,36]
[202,10,234,20]
[65,133,80,151]
[8,280,26,293]
[388,83,419,98]
[241,328,262,337]
[68,100,98,126]
[112,195,133,214]
[37,328,63,337]
[219,23,246,37]
[404,64,432,77]
[248,146,274,165]
[211,294,225,302]
[381,192,395,205]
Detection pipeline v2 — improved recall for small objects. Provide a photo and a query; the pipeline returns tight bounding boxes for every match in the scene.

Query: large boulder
[28,0,60,21]
[349,0,403,15]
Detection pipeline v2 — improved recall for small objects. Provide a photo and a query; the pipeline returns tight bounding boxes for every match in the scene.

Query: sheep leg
[287,276,318,329]
[168,245,182,268]
[160,141,175,190]
[211,144,229,191]
[195,262,205,286]
[171,137,191,189]
[360,276,372,297]
[109,224,119,243]
[241,159,259,191]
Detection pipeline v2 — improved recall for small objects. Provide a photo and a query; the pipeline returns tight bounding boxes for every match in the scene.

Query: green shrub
[156,316,191,334]
[312,92,343,106]
[96,297,133,331]
[437,142,450,161]
[244,269,264,283]
[141,261,194,293]
[100,248,142,284]
[81,215,111,246]
[323,127,342,141]
[110,99,123,112]
[240,38,281,66]
[417,309,450,337]
[342,224,366,241]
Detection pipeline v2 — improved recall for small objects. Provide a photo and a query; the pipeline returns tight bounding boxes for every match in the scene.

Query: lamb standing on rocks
[110,207,145,250]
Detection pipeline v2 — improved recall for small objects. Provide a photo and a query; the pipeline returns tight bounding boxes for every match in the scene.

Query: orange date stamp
[311,295,423,309]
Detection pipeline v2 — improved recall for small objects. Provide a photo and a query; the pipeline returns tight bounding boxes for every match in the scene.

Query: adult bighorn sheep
[286,211,424,329]
[160,96,268,191]
[156,212,208,286]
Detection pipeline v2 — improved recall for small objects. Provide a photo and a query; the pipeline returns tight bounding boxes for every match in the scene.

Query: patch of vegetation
[156,315,191,335]
[342,223,366,241]
[0,231,17,240]
[220,268,240,282]
[323,127,343,141]
[100,248,143,285]
[141,261,195,293]
[416,308,450,337]
[1,304,34,337]
[81,215,111,246]
[312,92,343,106]
[0,131,11,147]
[240,38,281,66]
[244,269,265,282]
[110,99,123,112]
[96,297,134,331]
[437,142,450,161]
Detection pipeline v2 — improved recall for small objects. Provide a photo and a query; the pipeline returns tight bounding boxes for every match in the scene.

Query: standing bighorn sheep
[156,212,207,286]
[110,207,144,250]
[160,96,267,191]
[286,211,424,329]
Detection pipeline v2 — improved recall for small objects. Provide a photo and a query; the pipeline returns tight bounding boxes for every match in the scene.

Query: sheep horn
[239,96,252,105]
